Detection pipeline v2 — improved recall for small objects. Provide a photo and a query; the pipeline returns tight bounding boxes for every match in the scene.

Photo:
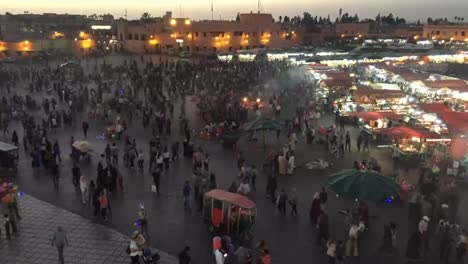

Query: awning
[204,189,256,209]
[422,80,468,93]
[419,103,453,114]
[442,112,468,134]
[375,126,441,139]
[347,111,402,122]
[450,137,468,160]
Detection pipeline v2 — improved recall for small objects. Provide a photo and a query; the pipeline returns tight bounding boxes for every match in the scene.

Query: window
[462,32,466,36]
[119,33,123,40]
[195,32,199,37]
[221,32,225,37]
[140,34,146,41]
[135,34,139,40]
[128,34,133,40]
[203,32,207,37]
[252,32,256,36]
[195,46,199,51]
[436,31,440,35]
[186,32,190,36]
[455,31,458,36]
[240,46,243,50]
[261,32,264,36]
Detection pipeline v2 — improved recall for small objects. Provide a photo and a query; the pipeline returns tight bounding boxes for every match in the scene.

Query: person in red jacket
[261,249,272,264]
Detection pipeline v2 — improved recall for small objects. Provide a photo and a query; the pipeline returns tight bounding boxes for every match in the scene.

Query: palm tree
[279,16,282,23]
[455,16,458,22]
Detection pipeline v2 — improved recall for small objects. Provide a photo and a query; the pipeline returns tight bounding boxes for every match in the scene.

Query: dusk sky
[2,0,467,21]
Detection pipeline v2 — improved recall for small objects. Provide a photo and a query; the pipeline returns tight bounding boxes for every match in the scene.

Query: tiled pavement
[0,195,177,264]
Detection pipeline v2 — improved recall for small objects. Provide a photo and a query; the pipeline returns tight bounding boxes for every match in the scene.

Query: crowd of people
[0,54,467,264]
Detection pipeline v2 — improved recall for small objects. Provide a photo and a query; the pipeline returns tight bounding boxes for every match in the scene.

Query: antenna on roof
[179,0,182,17]
[257,0,264,13]
[211,2,214,20]
[125,9,127,20]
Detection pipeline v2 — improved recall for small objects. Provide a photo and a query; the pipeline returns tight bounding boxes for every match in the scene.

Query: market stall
[405,103,449,134]
[345,111,402,134]
[375,126,441,160]
[352,83,407,112]
[410,79,468,102]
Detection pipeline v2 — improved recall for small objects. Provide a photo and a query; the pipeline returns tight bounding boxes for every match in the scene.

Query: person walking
[250,165,258,191]
[356,134,362,152]
[111,143,119,165]
[310,192,322,224]
[317,211,330,245]
[363,137,370,152]
[79,174,89,204]
[178,246,192,264]
[326,237,337,264]
[418,216,429,249]
[72,165,80,187]
[163,147,171,171]
[183,181,191,211]
[345,131,351,152]
[137,204,149,238]
[53,140,62,163]
[152,168,161,195]
[137,150,144,172]
[51,226,69,264]
[277,188,288,215]
[234,242,252,264]
[289,189,298,216]
[82,121,89,139]
[11,130,18,146]
[129,234,142,264]
[99,190,109,221]
[3,214,12,240]
[319,187,328,209]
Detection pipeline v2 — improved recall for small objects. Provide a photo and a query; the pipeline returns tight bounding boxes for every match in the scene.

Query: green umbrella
[242,118,282,132]
[242,118,282,148]
[327,169,400,201]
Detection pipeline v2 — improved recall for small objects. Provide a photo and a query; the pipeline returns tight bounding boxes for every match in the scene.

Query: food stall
[405,103,449,134]
[345,111,402,135]
[375,126,441,160]
[352,83,408,112]
[409,79,468,102]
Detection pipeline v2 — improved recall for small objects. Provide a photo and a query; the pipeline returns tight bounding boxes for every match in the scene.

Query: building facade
[423,24,468,41]
[117,12,301,54]
[0,12,116,58]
